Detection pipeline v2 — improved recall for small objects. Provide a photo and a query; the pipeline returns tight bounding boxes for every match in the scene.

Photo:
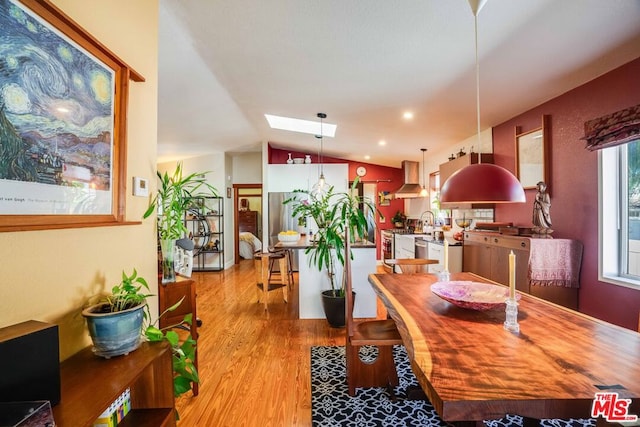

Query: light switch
[133,176,149,197]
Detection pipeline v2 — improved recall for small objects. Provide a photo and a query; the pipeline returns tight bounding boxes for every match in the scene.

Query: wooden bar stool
[254,252,289,310]
[268,247,295,289]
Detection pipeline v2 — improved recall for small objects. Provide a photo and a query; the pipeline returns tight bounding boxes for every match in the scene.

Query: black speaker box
[0,320,61,405]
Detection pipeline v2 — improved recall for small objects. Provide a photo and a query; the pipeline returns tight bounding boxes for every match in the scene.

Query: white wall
[232,152,262,184]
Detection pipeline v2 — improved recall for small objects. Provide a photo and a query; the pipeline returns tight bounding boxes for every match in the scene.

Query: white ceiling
[157,0,640,167]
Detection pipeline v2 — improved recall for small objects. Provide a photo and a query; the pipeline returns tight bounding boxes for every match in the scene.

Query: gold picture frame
[515,115,549,189]
[0,0,143,231]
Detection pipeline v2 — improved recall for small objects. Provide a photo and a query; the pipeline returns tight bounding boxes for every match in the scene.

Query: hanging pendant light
[419,148,428,197]
[440,1,525,204]
[311,113,328,197]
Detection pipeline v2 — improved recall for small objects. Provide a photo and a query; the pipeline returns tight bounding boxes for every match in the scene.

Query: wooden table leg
[278,257,288,303]
[261,255,269,310]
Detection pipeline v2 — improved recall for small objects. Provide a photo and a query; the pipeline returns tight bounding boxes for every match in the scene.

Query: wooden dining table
[367,272,640,426]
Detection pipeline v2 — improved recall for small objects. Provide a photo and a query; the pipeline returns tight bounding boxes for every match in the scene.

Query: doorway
[233,184,263,264]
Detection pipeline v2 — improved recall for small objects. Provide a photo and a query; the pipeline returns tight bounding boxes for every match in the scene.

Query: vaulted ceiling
[158,0,640,167]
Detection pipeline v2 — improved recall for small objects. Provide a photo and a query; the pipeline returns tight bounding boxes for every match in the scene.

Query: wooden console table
[52,342,175,427]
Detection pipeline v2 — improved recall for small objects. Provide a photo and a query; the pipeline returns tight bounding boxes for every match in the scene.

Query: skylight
[264,114,337,137]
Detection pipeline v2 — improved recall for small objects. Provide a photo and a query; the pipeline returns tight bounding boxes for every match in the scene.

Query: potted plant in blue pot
[82,269,151,358]
[83,269,199,403]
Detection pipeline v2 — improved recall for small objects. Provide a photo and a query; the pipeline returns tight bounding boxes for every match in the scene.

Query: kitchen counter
[385,230,463,246]
[275,236,377,319]
[275,236,375,249]
[414,236,463,246]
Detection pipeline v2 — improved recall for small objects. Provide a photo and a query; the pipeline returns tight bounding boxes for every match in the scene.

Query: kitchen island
[276,236,377,319]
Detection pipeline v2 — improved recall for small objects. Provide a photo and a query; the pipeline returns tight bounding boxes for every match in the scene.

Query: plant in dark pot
[143,162,218,283]
[284,177,377,327]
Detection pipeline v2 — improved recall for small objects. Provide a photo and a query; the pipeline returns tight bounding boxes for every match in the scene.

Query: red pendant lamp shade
[440,163,525,204]
[440,0,526,205]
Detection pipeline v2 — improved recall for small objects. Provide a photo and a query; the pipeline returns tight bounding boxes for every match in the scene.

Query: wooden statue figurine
[532,181,553,237]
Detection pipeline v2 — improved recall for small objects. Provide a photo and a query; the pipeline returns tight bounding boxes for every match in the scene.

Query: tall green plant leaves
[143,162,218,240]
[283,177,378,296]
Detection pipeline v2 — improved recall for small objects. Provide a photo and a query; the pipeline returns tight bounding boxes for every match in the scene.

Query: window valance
[582,103,640,151]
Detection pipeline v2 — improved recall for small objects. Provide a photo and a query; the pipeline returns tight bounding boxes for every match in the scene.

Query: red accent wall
[492,57,640,330]
[269,145,405,258]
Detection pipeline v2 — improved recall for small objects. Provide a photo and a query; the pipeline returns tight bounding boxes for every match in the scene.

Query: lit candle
[508,250,516,299]
[444,239,449,272]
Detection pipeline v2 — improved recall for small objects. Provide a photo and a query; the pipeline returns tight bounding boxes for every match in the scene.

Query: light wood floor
[174,260,386,426]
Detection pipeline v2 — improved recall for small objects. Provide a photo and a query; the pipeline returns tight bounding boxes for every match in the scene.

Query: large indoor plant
[143,162,218,283]
[284,178,377,326]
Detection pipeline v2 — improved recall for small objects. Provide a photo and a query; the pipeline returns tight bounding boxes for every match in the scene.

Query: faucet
[419,211,435,229]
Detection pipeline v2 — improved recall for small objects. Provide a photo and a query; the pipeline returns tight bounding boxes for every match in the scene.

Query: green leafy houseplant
[391,210,406,227]
[284,177,376,297]
[143,162,218,241]
[82,269,152,358]
[143,162,218,283]
[83,270,199,406]
[104,269,152,313]
[145,302,199,400]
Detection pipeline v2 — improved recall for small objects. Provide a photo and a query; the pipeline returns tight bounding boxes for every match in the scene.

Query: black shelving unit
[185,196,224,271]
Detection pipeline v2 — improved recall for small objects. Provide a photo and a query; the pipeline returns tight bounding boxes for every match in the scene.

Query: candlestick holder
[503,298,520,333]
[437,270,450,282]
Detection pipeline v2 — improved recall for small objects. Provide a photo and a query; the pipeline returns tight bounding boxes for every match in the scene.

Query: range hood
[394,160,423,198]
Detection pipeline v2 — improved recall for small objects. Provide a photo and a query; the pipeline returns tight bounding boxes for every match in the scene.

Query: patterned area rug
[310,345,596,427]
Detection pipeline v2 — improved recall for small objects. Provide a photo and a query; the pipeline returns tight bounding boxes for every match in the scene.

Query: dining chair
[253,251,288,310]
[344,229,403,397]
[386,258,438,274]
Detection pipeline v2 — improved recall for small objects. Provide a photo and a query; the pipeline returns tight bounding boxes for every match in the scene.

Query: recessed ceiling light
[264,114,336,137]
[378,140,387,146]
[403,111,414,120]
[364,155,370,160]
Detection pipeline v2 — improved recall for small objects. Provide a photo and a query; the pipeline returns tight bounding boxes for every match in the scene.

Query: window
[600,138,640,289]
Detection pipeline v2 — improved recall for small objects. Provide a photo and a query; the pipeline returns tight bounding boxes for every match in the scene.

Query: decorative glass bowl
[278,231,300,243]
[431,281,520,310]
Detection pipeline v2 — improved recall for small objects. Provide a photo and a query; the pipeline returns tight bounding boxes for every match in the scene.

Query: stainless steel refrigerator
[268,192,300,271]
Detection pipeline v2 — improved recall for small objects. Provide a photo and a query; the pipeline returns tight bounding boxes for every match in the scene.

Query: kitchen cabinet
[267,164,348,193]
[395,234,415,259]
[394,234,416,273]
[427,241,462,273]
[463,231,579,309]
[439,153,494,209]
[463,232,529,293]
